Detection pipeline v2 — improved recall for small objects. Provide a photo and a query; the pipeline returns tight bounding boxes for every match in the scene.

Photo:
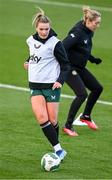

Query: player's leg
[63,70,87,136]
[31,95,48,124]
[45,88,61,138]
[31,90,66,160]
[31,94,59,147]
[79,68,103,129]
[44,88,67,159]
[47,102,59,138]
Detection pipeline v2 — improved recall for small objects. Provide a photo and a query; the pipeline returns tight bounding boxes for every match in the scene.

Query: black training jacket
[63,20,96,70]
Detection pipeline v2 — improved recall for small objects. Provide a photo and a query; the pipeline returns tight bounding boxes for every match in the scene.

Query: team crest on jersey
[34,44,41,49]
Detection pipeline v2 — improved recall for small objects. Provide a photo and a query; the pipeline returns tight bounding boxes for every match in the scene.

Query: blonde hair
[83,6,101,22]
[32,7,51,28]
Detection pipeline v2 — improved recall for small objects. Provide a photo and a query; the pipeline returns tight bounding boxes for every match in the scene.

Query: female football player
[62,6,103,136]
[24,8,70,159]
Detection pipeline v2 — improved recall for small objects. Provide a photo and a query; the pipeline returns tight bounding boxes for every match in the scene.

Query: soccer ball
[41,152,61,172]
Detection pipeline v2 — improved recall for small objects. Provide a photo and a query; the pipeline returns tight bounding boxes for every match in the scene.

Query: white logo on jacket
[72,70,77,75]
[70,33,75,38]
[84,39,88,44]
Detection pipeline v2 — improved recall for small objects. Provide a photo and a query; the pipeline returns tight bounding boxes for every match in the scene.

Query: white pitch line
[17,0,112,12]
[0,83,112,106]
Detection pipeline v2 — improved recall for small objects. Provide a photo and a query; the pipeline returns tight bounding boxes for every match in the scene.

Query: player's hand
[52,82,62,90]
[94,58,102,64]
[24,62,29,70]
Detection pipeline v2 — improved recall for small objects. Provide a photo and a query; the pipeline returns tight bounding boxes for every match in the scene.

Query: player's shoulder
[68,21,84,35]
[50,35,60,41]
[26,35,34,44]
[48,36,60,46]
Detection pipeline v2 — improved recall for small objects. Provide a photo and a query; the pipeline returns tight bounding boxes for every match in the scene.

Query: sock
[53,123,59,138]
[83,114,91,121]
[40,121,59,146]
[53,143,62,152]
[65,122,72,129]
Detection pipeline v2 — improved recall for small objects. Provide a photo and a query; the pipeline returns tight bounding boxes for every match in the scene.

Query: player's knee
[96,84,103,94]
[50,120,57,126]
[82,92,88,101]
[99,84,103,93]
[37,114,48,122]
[79,92,88,102]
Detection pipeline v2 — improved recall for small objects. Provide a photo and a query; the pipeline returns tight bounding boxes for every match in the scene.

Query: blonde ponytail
[32,7,51,28]
[83,6,101,22]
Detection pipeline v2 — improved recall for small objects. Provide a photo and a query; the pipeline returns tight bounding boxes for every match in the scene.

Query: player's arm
[24,56,30,70]
[89,55,102,64]
[62,31,80,52]
[54,41,71,86]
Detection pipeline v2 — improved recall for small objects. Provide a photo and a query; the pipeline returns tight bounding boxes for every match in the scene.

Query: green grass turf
[0,0,112,179]
[0,88,112,179]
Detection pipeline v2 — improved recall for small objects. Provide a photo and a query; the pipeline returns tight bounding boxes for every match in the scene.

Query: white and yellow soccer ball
[41,152,61,172]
